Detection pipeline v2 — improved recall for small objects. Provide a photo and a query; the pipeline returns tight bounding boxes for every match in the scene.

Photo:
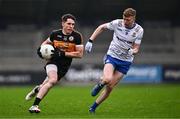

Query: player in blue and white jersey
[85,8,144,113]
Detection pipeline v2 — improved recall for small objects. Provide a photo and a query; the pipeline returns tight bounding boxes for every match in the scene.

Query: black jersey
[47,29,83,68]
[50,29,82,45]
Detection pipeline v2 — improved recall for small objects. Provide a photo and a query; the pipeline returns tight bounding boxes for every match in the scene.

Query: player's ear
[133,16,136,21]
[62,21,65,27]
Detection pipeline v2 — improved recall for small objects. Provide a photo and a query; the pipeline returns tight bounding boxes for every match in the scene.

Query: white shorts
[45,64,57,74]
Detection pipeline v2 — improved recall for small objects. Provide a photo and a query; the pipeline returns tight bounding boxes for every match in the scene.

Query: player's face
[62,18,75,35]
[123,16,135,28]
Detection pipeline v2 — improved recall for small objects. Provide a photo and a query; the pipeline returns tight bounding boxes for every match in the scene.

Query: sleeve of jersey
[75,33,83,45]
[135,29,144,44]
[49,32,55,42]
[106,19,119,31]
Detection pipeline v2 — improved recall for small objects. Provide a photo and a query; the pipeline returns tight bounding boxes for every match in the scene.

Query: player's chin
[125,24,132,28]
[67,29,73,34]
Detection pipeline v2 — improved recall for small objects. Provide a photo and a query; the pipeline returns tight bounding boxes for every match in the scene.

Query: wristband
[89,39,93,43]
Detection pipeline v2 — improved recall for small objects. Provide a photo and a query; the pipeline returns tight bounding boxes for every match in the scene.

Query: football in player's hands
[39,44,54,59]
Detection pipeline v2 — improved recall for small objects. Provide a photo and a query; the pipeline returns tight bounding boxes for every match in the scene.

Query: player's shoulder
[109,19,123,27]
[115,19,123,26]
[72,30,83,38]
[118,19,123,27]
[51,29,62,34]
[72,30,83,43]
[72,30,82,35]
[134,23,144,33]
[111,19,122,24]
[49,29,62,36]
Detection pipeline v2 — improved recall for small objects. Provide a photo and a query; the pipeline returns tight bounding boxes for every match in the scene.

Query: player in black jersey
[25,14,84,113]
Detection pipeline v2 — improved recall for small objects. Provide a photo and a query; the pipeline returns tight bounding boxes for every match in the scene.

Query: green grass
[0,84,180,118]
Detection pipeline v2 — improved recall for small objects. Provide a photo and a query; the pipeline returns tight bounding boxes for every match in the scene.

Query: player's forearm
[129,43,140,55]
[90,24,106,41]
[41,38,52,45]
[65,51,83,58]
[65,45,84,58]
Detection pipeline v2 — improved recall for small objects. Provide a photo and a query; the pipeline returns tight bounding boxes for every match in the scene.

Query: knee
[107,80,119,89]
[107,84,115,89]
[103,76,112,84]
[47,77,58,87]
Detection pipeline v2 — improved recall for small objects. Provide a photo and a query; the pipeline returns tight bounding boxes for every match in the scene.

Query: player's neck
[125,23,136,29]
[62,29,72,35]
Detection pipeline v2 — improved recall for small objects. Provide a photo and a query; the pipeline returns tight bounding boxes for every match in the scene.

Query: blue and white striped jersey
[106,19,144,62]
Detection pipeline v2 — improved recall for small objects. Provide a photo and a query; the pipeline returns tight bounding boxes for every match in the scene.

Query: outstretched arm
[85,23,108,53]
[89,23,108,41]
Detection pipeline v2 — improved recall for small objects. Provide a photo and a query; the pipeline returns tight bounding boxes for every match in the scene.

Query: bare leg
[96,71,123,104]
[39,77,49,89]
[96,86,112,104]
[28,64,60,113]
[25,77,49,101]
[89,70,124,113]
[36,71,58,99]
[91,64,114,96]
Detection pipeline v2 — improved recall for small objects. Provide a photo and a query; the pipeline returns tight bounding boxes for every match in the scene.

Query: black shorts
[45,61,70,80]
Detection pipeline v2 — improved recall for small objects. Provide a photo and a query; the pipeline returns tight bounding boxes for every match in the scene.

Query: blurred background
[0,0,180,85]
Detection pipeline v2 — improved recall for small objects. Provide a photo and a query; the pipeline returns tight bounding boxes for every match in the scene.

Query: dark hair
[61,14,76,22]
[123,8,136,17]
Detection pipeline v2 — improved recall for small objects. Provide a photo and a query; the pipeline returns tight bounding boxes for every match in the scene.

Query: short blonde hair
[123,8,136,17]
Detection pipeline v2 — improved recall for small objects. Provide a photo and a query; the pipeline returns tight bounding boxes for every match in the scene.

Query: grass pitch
[0,84,180,118]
